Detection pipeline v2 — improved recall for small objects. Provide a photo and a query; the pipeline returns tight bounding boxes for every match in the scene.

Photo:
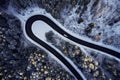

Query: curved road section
[26,15,120,58]
[25,16,83,79]
[25,15,120,79]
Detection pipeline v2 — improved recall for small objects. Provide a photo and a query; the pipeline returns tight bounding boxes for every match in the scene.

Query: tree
[45,31,54,42]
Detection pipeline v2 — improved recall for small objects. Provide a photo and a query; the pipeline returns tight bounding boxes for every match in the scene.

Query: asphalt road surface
[25,15,120,80]
[26,15,120,58]
[25,15,84,80]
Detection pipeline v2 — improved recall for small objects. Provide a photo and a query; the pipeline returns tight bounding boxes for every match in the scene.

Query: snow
[60,0,120,52]
[7,1,120,53]
[32,19,120,61]
[31,11,119,79]
[8,6,84,79]
[7,4,120,79]
[112,22,120,35]
[47,42,87,80]
[32,21,51,41]
[32,20,86,80]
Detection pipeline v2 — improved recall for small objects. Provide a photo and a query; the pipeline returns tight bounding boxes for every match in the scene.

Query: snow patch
[32,21,51,41]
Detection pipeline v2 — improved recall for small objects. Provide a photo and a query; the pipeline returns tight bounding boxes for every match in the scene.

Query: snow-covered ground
[32,17,120,61]
[60,0,120,52]
[32,21,51,40]
[31,16,120,79]
[32,20,86,80]
[8,3,120,53]
[7,4,120,79]
[6,6,78,79]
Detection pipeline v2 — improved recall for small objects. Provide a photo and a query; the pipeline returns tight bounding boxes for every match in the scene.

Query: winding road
[25,15,120,80]
[26,15,120,58]
[25,15,84,80]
